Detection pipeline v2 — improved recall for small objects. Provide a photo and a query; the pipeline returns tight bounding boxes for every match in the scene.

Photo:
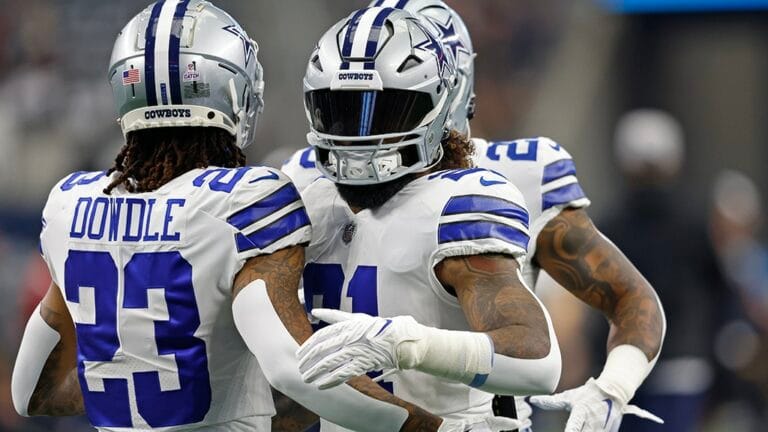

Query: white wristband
[400,326,494,386]
[12,304,61,416]
[595,344,652,404]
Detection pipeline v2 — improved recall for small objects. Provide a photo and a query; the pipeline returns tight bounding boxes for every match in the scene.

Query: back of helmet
[108,0,264,149]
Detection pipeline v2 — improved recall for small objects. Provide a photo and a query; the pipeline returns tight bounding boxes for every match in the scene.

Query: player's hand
[528,378,663,432]
[297,309,428,389]
[438,415,527,432]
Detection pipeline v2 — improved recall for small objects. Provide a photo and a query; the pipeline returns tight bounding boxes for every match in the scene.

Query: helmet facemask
[306,87,453,185]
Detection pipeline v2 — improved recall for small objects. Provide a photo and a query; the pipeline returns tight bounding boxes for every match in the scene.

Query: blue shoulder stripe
[373,0,408,7]
[542,159,577,185]
[235,207,310,253]
[438,221,529,250]
[542,183,586,211]
[442,195,529,228]
[227,183,301,230]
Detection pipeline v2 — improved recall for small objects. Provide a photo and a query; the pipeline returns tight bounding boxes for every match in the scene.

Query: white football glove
[439,416,527,432]
[528,378,663,432]
[297,309,428,389]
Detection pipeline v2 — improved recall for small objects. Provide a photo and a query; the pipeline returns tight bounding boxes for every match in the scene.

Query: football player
[287,6,564,431]
[287,2,666,432]
[10,2,476,431]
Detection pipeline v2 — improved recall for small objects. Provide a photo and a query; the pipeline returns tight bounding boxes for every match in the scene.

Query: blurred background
[1,0,767,431]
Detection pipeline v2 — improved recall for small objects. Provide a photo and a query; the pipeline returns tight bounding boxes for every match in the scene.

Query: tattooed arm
[233,246,443,432]
[14,282,84,416]
[436,255,551,359]
[524,209,666,427]
[427,254,561,395]
[534,208,664,360]
[270,388,319,432]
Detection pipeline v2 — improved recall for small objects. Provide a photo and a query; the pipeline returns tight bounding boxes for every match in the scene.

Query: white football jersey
[300,169,530,429]
[471,137,590,288]
[39,167,311,431]
[282,136,590,289]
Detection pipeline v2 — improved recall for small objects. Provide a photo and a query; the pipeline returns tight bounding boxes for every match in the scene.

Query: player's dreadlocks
[104,127,246,195]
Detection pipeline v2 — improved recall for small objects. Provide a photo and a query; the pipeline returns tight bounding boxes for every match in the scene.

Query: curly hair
[434,129,475,172]
[104,127,245,194]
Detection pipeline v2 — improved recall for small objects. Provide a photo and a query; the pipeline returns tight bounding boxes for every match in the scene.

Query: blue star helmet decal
[412,19,454,80]
[428,16,469,61]
[223,25,256,66]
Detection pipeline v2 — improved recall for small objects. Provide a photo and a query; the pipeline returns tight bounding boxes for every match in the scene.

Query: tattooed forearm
[28,297,84,416]
[271,388,319,432]
[436,254,551,359]
[535,208,663,359]
[235,248,444,432]
[345,376,443,432]
[234,245,313,343]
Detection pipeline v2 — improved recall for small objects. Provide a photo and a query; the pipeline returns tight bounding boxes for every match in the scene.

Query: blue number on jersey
[303,264,393,393]
[60,171,107,191]
[486,139,539,161]
[192,167,252,193]
[299,147,316,169]
[65,250,211,428]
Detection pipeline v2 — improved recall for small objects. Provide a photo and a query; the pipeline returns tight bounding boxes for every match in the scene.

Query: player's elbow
[482,336,562,396]
[538,324,563,394]
[11,389,30,417]
[11,364,34,417]
[535,350,562,394]
[520,340,561,395]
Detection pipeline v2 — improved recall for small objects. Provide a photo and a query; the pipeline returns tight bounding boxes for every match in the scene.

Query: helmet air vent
[311,54,323,72]
[397,55,423,73]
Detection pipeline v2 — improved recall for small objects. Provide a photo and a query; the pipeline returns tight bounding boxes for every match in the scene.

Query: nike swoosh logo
[603,399,613,428]
[479,177,505,186]
[249,170,279,183]
[374,319,392,337]
[549,142,561,151]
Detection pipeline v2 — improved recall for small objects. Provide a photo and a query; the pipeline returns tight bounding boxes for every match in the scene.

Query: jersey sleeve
[38,174,79,287]
[224,168,312,262]
[526,138,591,258]
[538,137,590,213]
[280,146,323,193]
[431,169,531,267]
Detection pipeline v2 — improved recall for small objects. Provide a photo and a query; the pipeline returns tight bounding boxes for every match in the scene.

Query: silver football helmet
[304,7,458,185]
[368,0,475,134]
[108,0,264,149]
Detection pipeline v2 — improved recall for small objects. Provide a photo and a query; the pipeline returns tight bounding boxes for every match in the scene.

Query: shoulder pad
[429,168,530,262]
[193,166,311,257]
[281,147,323,193]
